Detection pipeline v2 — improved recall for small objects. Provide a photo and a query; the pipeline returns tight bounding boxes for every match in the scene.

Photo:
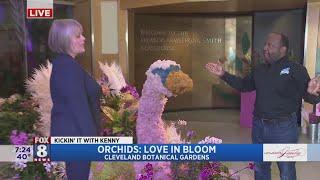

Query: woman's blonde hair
[48,19,83,54]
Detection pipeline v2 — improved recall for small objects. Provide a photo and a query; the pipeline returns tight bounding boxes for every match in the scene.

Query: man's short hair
[48,19,83,54]
[279,33,289,52]
[270,32,289,53]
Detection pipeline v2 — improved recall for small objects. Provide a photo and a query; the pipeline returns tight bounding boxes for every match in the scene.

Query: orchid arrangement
[169,123,225,179]
[98,62,139,142]
[10,130,29,145]
[198,162,255,180]
[10,160,66,180]
[0,94,39,144]
[136,163,154,180]
[0,60,139,179]
[0,94,65,179]
[199,162,230,180]
[0,59,255,180]
[168,120,254,180]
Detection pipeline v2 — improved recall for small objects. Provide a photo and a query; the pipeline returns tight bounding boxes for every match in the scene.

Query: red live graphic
[27,8,53,19]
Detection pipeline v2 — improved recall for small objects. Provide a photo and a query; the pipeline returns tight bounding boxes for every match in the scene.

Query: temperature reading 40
[16,154,28,160]
[13,145,33,162]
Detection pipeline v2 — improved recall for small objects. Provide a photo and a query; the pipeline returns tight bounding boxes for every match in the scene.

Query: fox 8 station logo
[33,137,51,162]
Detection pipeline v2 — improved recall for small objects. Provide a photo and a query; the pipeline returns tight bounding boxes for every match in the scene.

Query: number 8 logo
[36,145,47,158]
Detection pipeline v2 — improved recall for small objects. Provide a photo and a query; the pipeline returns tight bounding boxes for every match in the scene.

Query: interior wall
[123,0,307,13]
[73,0,125,79]
[101,1,118,54]
[312,2,320,75]
[118,2,129,80]
[128,11,135,83]
[304,1,320,112]
[73,0,93,74]
[253,9,305,65]
[92,0,129,80]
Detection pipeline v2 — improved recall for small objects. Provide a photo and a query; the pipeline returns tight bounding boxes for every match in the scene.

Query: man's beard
[264,57,277,64]
[264,52,280,64]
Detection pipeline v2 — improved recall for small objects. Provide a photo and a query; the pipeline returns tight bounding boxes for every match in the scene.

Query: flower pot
[240,91,256,128]
[308,123,318,143]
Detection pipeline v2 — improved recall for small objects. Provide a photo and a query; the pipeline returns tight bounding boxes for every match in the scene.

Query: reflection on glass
[134,15,252,110]
[0,1,73,97]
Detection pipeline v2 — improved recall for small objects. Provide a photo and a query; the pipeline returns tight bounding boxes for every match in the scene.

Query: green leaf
[112,127,124,134]
[242,32,251,55]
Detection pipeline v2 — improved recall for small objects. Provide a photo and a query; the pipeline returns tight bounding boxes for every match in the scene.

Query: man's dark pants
[252,113,298,180]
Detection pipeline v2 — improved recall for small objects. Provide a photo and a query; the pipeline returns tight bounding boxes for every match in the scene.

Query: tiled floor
[164,109,320,180]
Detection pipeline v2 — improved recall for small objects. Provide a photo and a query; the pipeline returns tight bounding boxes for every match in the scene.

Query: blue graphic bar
[308,144,320,161]
[50,144,263,161]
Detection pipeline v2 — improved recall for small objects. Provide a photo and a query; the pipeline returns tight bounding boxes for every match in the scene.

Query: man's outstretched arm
[205,62,255,92]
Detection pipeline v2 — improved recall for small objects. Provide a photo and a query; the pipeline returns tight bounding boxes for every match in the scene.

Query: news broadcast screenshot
[1,0,320,179]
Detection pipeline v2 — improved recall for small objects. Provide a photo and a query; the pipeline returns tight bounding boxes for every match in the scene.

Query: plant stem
[228,167,248,177]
